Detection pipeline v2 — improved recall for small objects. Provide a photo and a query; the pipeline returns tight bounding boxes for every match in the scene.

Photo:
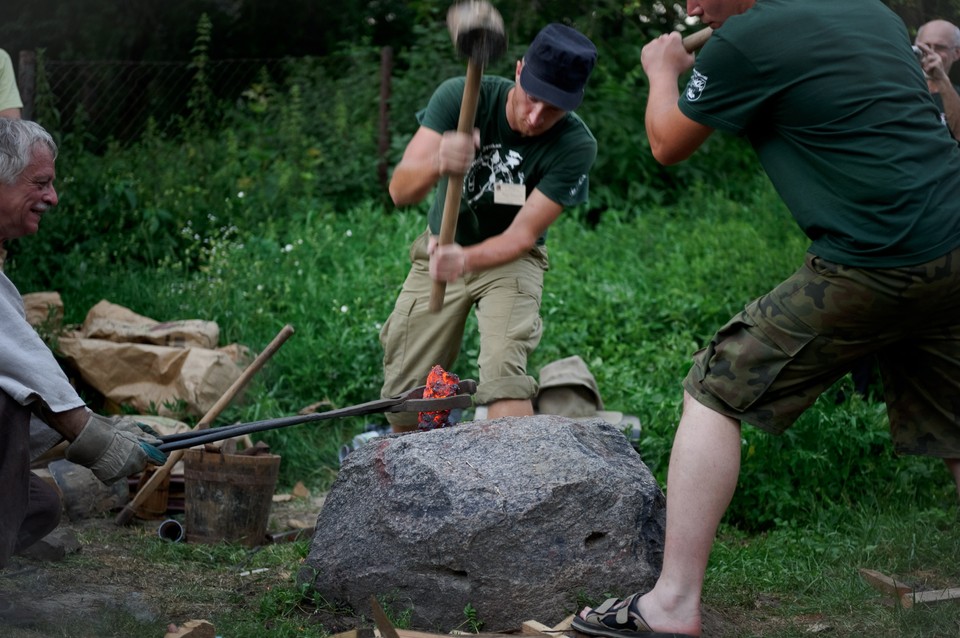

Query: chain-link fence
[17,52,321,154]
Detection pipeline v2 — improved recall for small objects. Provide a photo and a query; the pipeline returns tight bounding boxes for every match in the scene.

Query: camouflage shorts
[683,247,960,457]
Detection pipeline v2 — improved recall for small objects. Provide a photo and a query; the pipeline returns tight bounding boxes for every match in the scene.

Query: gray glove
[107,415,163,446]
[65,413,168,485]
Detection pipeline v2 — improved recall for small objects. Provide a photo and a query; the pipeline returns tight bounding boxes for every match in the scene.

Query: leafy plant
[459,603,484,633]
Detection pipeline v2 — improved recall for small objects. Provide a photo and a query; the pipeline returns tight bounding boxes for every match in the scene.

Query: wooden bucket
[183,449,281,547]
[133,466,171,520]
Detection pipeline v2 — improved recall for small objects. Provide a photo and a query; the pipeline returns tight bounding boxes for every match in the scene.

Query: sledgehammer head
[447,1,507,66]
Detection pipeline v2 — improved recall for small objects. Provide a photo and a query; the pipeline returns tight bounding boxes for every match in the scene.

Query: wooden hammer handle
[114,323,295,525]
[429,59,483,313]
[682,27,713,53]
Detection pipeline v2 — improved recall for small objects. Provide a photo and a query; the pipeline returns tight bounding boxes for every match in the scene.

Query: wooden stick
[114,323,295,525]
[858,568,913,599]
[902,587,960,608]
[682,26,713,53]
[429,59,483,313]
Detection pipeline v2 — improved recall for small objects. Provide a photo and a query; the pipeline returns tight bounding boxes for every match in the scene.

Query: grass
[32,500,954,638]
[704,505,960,637]
[8,172,960,635]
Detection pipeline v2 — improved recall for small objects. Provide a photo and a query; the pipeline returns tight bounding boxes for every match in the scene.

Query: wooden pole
[114,323,295,525]
[378,46,393,192]
[18,50,35,121]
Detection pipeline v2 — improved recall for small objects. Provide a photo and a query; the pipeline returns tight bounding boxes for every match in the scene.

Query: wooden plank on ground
[553,615,575,632]
[858,568,913,599]
[372,629,521,638]
[902,587,960,608]
[522,619,572,638]
[398,631,519,638]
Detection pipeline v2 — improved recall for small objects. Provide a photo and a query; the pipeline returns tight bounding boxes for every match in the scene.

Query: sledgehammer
[429,0,507,313]
[682,26,713,52]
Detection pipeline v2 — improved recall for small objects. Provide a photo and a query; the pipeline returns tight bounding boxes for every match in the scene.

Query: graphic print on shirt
[464,144,524,207]
[685,69,708,102]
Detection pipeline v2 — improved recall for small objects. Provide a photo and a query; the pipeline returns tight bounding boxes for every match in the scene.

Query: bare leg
[633,392,742,636]
[945,458,960,501]
[486,398,534,419]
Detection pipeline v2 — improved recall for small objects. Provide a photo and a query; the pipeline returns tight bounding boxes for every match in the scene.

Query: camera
[912,45,924,61]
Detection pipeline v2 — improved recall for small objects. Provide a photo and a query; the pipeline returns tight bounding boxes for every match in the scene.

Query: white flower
[340,305,349,313]
[345,229,353,237]
[237,191,245,198]
[283,244,294,253]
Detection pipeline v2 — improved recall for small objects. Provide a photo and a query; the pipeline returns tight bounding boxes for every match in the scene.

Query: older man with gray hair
[916,18,960,140]
[0,118,167,570]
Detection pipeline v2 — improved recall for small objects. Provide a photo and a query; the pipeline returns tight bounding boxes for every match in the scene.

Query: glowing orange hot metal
[418,365,461,430]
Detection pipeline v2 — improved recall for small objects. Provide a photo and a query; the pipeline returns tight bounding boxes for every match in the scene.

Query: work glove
[65,412,168,485]
[107,415,163,445]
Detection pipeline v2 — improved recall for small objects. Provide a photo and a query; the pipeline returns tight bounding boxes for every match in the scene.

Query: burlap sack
[22,291,65,330]
[57,337,244,418]
[79,299,220,349]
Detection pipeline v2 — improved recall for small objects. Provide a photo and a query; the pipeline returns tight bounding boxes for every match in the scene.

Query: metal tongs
[155,380,477,452]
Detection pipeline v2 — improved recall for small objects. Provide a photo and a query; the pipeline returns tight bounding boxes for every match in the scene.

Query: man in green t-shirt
[571,1,960,637]
[380,24,598,432]
[915,19,960,140]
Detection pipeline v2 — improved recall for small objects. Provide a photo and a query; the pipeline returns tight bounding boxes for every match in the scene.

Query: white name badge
[493,182,526,206]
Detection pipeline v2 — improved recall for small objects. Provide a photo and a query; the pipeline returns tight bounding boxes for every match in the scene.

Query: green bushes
[10,165,956,530]
[6,14,954,532]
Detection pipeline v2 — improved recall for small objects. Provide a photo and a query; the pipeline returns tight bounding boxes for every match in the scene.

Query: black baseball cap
[519,23,597,111]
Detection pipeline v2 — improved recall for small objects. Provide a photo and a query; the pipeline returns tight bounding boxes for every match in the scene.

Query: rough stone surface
[298,416,666,632]
[17,527,81,562]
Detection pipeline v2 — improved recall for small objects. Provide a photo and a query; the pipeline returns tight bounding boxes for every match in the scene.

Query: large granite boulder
[298,416,665,632]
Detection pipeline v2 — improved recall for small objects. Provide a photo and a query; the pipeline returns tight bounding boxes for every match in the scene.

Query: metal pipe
[156,381,477,453]
[157,518,185,542]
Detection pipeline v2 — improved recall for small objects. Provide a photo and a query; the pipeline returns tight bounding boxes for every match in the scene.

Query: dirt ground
[0,486,750,638]
[0,487,338,638]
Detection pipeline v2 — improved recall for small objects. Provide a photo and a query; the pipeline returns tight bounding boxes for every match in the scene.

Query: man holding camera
[916,19,960,140]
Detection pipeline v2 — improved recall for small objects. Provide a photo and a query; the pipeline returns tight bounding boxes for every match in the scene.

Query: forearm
[935,83,960,141]
[430,190,561,282]
[36,404,91,441]
[389,157,441,206]
[462,231,538,274]
[645,73,684,163]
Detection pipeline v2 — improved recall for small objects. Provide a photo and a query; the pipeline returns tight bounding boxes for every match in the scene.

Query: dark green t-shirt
[419,75,597,246]
[679,0,960,267]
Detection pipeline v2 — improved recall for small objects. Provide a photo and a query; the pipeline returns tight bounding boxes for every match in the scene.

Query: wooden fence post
[378,45,393,192]
[18,50,36,121]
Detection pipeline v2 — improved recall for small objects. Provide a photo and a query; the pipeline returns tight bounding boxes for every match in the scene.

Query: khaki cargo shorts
[684,247,960,457]
[379,230,548,427]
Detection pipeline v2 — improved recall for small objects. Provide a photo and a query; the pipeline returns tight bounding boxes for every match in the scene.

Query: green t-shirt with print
[679,0,960,267]
[419,75,596,247]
